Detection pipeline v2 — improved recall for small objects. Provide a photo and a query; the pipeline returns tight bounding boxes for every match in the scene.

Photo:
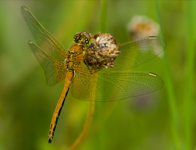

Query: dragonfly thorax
[65,45,85,70]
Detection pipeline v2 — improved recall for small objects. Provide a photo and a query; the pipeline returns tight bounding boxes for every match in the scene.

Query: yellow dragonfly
[21,6,165,143]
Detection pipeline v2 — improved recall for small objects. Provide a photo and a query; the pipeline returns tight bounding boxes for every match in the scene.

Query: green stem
[100,0,107,32]
[55,0,95,42]
[155,1,181,149]
[184,1,196,150]
[67,74,97,150]
[67,0,108,147]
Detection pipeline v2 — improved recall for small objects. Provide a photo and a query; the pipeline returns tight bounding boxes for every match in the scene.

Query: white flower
[127,15,160,40]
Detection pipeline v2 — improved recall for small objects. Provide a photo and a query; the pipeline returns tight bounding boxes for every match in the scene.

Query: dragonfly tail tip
[48,138,52,143]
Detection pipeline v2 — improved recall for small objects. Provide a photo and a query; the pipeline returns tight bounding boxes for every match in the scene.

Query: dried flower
[85,32,120,71]
[127,15,160,40]
[127,15,163,58]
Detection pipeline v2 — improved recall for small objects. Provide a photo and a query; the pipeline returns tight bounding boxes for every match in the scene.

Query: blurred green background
[0,0,196,150]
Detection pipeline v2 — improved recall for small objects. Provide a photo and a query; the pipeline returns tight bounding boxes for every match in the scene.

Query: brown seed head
[85,32,120,71]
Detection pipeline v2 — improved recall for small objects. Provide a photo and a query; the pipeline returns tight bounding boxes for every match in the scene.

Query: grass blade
[183,1,196,150]
[155,1,181,149]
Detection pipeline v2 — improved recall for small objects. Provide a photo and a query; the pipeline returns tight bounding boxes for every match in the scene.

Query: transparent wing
[112,36,166,70]
[29,41,67,86]
[71,67,91,100]
[95,71,163,101]
[21,6,67,62]
[71,66,163,101]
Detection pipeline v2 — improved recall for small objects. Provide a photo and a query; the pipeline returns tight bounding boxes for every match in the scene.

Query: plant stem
[184,1,196,150]
[100,0,107,32]
[154,1,181,149]
[67,74,97,150]
[67,0,108,148]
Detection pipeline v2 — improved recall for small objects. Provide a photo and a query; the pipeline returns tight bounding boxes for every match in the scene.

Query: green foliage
[0,0,196,150]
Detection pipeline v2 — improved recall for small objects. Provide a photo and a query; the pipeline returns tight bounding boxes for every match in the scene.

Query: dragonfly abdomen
[48,71,74,143]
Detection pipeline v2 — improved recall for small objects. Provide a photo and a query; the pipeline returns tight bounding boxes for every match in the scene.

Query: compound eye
[74,35,80,41]
[85,40,89,44]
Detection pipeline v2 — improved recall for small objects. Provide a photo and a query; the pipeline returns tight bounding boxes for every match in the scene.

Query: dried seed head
[85,32,120,71]
[127,15,160,40]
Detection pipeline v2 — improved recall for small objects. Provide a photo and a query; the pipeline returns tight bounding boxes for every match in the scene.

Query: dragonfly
[21,6,166,143]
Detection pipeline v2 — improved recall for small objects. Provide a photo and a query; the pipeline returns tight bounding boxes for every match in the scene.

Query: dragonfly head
[74,32,92,48]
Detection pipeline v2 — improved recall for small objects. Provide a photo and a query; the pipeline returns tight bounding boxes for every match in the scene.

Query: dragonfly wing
[112,36,166,70]
[94,71,163,101]
[71,66,92,100]
[71,65,163,101]
[21,6,67,62]
[29,41,67,86]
